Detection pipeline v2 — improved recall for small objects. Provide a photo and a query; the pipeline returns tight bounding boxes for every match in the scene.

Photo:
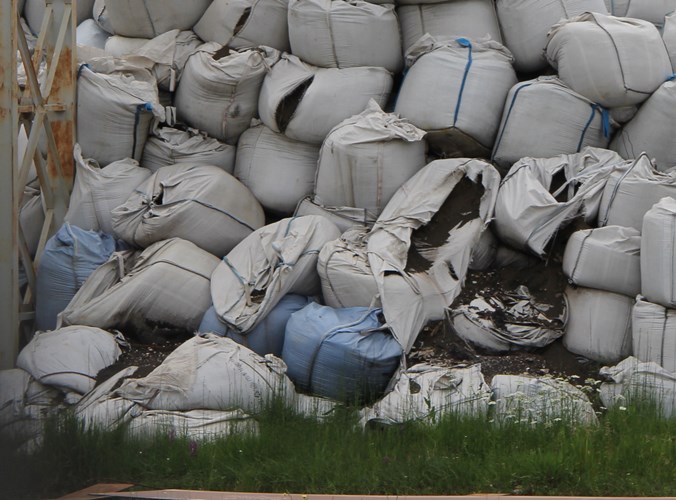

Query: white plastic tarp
[632,297,676,374]
[640,197,676,308]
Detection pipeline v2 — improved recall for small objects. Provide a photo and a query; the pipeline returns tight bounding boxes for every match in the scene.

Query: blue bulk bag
[199,295,313,357]
[282,302,402,404]
[35,223,116,331]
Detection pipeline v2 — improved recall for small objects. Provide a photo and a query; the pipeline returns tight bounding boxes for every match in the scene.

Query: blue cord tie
[578,103,610,152]
[667,74,676,82]
[453,37,473,127]
[77,63,90,79]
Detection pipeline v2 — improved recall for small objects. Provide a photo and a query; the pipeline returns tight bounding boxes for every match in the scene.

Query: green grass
[2,402,675,499]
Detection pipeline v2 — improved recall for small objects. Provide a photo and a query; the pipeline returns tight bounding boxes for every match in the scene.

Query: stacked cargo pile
[5,0,676,446]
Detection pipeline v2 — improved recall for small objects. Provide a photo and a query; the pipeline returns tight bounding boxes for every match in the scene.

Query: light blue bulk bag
[199,295,313,357]
[35,223,116,331]
[282,302,402,404]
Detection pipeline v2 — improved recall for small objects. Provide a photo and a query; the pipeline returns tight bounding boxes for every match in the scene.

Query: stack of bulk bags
[175,44,280,145]
[59,239,219,341]
[491,78,612,171]
[104,30,201,92]
[598,154,676,231]
[282,303,402,404]
[141,127,236,174]
[234,125,320,215]
[632,297,676,373]
[397,0,502,56]
[77,60,164,167]
[546,13,673,109]
[258,53,393,145]
[496,0,608,74]
[610,78,676,172]
[288,0,402,73]
[314,100,426,218]
[92,0,211,38]
[210,216,340,333]
[605,0,676,28]
[112,164,265,258]
[562,226,641,298]
[35,224,116,332]
[664,13,676,70]
[394,35,517,158]
[24,0,94,35]
[77,19,110,50]
[65,145,152,234]
[194,0,290,53]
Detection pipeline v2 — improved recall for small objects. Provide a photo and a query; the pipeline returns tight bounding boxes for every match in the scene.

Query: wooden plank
[54,483,134,500]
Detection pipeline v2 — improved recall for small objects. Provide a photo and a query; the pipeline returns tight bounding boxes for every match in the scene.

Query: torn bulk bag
[58,239,219,342]
[211,215,341,332]
[398,0,502,56]
[562,226,641,297]
[641,197,676,308]
[496,0,608,73]
[664,13,676,70]
[491,78,613,171]
[288,0,402,72]
[314,100,426,217]
[35,224,116,332]
[294,198,376,234]
[141,127,236,174]
[17,326,123,395]
[546,13,672,108]
[112,164,265,258]
[359,364,491,427]
[234,125,320,215]
[127,409,258,441]
[394,35,517,158]
[491,374,598,426]
[66,144,152,234]
[104,30,201,92]
[25,0,94,35]
[116,335,295,413]
[175,44,279,145]
[598,154,676,231]
[199,295,314,358]
[282,303,402,404]
[610,79,676,172]
[494,148,627,257]
[77,60,164,167]
[194,0,290,53]
[92,0,211,38]
[600,356,676,418]
[563,286,633,364]
[258,53,393,144]
[632,297,676,373]
[77,19,110,50]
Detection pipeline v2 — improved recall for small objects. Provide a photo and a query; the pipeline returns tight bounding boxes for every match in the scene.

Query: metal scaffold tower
[0,0,75,369]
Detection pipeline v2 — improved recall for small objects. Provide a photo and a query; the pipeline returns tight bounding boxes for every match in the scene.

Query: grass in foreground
[1,402,675,499]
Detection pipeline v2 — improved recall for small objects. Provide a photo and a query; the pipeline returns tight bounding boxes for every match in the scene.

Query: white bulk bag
[359,364,491,427]
[562,225,641,297]
[294,197,376,234]
[632,297,676,373]
[398,0,502,55]
[211,216,341,332]
[58,239,220,340]
[610,79,676,172]
[314,100,427,216]
[546,13,673,108]
[496,0,608,73]
[494,148,627,257]
[641,197,676,308]
[394,36,517,158]
[600,356,676,418]
[77,19,110,50]
[19,188,44,258]
[288,0,402,73]
[491,77,612,170]
[112,164,264,258]
[234,125,319,215]
[175,45,279,145]
[664,13,676,70]
[141,127,236,174]
[598,154,676,231]
[491,375,598,426]
[606,0,676,27]
[75,367,138,431]
[258,54,393,144]
[77,60,164,167]
[25,0,94,35]
[16,326,122,395]
[194,0,290,53]
[93,0,211,38]
[127,409,258,441]
[104,30,201,92]
[563,286,633,364]
[116,335,295,413]
[66,144,152,234]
